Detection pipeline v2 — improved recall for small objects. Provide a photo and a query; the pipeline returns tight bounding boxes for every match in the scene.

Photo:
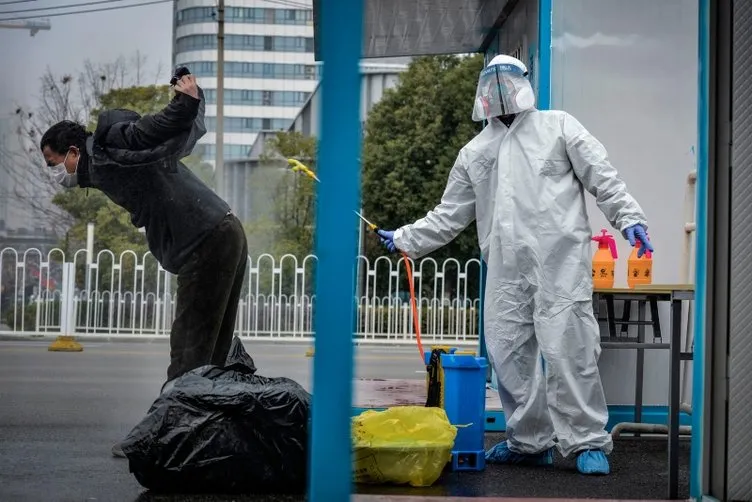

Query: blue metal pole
[537,0,553,376]
[479,51,491,373]
[537,0,553,111]
[308,0,363,500]
[478,258,488,379]
[690,0,709,498]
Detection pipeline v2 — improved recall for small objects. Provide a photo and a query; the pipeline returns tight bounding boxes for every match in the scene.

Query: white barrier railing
[0,247,482,344]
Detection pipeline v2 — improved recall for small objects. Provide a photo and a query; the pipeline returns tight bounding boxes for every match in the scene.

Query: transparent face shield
[472,63,536,122]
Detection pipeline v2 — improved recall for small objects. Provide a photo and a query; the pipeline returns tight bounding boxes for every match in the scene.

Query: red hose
[401,251,425,362]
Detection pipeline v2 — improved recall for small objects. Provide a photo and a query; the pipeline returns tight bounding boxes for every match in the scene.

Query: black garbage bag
[121,337,311,494]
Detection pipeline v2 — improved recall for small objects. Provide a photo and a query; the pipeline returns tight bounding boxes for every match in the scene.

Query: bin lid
[423,346,458,365]
[440,353,488,369]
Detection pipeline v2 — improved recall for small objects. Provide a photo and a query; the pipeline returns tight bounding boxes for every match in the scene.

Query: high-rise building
[171,0,320,163]
[223,61,409,224]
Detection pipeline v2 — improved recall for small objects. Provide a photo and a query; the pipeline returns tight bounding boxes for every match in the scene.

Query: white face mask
[51,151,79,188]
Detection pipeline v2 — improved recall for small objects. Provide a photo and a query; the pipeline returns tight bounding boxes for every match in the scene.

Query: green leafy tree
[243,131,318,296]
[255,131,317,259]
[183,154,215,189]
[361,54,485,298]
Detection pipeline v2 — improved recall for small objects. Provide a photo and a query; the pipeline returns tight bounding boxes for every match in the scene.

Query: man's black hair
[40,120,88,155]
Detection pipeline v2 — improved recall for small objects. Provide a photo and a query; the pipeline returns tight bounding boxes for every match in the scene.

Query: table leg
[649,298,663,339]
[605,295,617,339]
[593,293,599,321]
[635,301,646,433]
[667,299,682,499]
[621,299,632,336]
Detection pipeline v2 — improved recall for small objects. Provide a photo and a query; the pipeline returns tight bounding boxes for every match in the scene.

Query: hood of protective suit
[472,54,536,122]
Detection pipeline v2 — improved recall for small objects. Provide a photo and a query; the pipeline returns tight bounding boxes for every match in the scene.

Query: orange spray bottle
[592,229,618,289]
[627,234,653,288]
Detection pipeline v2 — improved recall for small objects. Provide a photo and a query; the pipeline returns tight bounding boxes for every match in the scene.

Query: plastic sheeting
[353,406,457,487]
[121,337,311,494]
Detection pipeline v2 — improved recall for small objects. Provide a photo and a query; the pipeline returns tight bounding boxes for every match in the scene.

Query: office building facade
[172,0,319,162]
[224,61,409,224]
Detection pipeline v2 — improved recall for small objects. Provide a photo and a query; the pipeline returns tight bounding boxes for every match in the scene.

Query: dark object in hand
[170,66,192,86]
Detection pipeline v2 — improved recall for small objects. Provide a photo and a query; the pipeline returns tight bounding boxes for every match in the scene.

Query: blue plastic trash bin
[440,351,488,471]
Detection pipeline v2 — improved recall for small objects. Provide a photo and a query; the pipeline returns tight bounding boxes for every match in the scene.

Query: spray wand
[354,210,424,361]
[287,158,424,362]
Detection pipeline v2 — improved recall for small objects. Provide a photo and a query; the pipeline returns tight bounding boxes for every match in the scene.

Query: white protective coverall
[392,56,648,458]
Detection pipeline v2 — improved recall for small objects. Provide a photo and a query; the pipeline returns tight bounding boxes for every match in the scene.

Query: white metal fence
[0,247,482,344]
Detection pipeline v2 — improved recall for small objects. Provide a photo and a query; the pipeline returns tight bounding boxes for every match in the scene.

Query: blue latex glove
[625,224,654,258]
[376,229,397,253]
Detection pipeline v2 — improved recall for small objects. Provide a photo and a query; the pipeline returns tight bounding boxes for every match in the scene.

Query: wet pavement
[0,339,688,501]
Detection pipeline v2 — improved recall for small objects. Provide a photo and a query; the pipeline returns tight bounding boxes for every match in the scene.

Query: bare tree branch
[153,59,166,86]
[0,54,164,237]
[1,112,72,230]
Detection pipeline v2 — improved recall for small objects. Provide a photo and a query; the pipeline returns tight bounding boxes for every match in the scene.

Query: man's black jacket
[77,88,230,274]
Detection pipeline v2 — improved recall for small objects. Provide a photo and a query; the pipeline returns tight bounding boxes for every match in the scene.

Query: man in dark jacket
[40,73,248,457]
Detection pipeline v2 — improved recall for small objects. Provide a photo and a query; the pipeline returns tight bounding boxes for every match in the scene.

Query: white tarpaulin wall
[550,0,698,407]
[480,0,699,408]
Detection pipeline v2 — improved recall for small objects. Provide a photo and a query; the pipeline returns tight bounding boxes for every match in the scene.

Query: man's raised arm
[115,74,202,151]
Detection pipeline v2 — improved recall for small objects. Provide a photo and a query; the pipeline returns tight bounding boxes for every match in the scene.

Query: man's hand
[173,74,199,100]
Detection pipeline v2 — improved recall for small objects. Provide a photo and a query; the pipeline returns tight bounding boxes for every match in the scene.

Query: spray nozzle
[592,229,618,259]
[287,158,320,182]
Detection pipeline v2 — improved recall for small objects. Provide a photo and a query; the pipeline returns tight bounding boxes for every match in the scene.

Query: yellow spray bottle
[627,234,653,288]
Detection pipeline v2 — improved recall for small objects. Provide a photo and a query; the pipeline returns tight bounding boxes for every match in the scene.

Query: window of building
[199,144,254,160]
[177,6,311,26]
[176,6,215,25]
[271,119,291,130]
[183,61,321,80]
[205,117,293,133]
[204,89,311,106]
[178,34,312,53]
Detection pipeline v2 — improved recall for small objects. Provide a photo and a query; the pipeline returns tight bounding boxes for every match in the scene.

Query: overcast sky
[0,1,174,230]
[0,0,174,117]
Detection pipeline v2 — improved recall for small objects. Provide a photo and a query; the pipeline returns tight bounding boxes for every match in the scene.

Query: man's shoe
[485,441,554,466]
[576,449,610,475]
[111,441,126,459]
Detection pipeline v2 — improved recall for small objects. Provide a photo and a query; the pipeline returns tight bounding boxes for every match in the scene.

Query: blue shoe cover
[576,449,610,475]
[485,441,553,466]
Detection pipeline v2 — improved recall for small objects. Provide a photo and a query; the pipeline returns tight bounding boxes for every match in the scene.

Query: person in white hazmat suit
[376,54,654,475]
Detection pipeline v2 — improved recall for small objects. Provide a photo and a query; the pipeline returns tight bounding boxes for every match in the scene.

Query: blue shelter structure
[308,0,749,500]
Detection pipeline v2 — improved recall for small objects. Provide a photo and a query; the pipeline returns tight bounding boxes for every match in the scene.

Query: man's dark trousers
[167,212,248,381]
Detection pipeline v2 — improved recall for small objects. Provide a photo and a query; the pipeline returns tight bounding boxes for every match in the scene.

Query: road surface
[0,339,688,501]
